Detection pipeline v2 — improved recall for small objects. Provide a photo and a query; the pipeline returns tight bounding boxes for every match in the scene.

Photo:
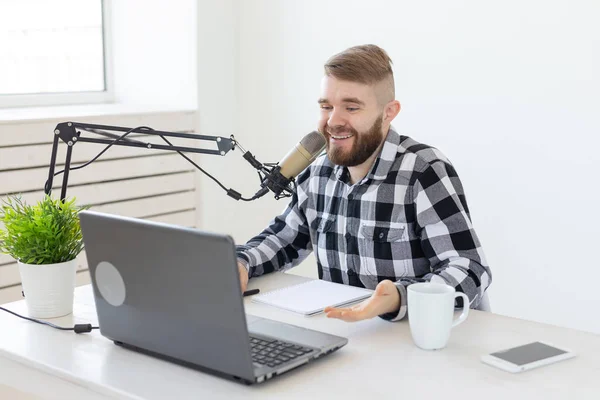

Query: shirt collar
[333,127,402,184]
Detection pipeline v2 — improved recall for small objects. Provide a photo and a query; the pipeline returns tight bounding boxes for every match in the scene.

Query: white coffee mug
[407,282,469,350]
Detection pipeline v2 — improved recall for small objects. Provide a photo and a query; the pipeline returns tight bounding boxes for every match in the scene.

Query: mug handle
[451,292,470,328]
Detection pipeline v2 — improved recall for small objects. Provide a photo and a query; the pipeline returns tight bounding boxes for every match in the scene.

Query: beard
[323,116,385,167]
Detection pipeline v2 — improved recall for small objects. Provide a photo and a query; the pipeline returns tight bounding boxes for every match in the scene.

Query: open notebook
[252,279,373,316]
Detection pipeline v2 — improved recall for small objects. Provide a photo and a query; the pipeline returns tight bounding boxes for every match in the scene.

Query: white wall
[110,0,197,109]
[197,0,600,333]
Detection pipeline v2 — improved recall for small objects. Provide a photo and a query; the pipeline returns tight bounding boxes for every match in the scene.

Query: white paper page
[252,279,373,315]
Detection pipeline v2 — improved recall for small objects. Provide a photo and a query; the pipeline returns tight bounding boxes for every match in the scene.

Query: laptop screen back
[79,210,255,381]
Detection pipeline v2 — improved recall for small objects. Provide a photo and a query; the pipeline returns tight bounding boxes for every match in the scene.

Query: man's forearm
[236,224,312,277]
[379,258,491,322]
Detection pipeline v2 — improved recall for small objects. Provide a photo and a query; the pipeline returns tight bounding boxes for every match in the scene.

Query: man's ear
[384,100,401,123]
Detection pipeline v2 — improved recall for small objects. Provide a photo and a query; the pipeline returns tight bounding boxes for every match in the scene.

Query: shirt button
[379,232,384,239]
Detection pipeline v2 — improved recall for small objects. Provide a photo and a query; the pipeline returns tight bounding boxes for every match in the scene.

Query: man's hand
[238,262,249,293]
[324,280,400,322]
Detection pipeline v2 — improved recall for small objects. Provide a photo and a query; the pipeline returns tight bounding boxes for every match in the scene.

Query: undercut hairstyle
[324,44,395,104]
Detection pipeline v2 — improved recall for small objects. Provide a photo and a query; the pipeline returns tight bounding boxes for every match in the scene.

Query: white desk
[1,272,599,400]
[0,356,112,400]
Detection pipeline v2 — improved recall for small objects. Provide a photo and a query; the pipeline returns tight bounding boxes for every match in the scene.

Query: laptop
[78,210,348,384]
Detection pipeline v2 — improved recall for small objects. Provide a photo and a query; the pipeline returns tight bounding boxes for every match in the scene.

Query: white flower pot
[18,259,77,319]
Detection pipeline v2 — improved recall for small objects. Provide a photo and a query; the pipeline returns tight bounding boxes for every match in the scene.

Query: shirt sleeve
[236,170,313,278]
[380,161,492,322]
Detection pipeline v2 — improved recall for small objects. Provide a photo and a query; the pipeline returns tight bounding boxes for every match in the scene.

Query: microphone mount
[241,152,296,200]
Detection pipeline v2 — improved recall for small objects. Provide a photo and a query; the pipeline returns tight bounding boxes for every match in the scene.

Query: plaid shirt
[237,127,492,321]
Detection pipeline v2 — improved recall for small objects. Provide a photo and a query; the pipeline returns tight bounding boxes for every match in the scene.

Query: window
[0,0,111,108]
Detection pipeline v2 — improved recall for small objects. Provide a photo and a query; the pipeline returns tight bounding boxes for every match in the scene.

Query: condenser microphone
[253,131,326,199]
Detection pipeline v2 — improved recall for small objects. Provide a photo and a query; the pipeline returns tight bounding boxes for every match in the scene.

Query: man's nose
[327,109,346,128]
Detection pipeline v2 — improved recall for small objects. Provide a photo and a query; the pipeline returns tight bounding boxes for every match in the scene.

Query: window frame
[0,0,114,109]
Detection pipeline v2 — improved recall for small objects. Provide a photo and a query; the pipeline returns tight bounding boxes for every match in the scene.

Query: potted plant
[0,195,89,318]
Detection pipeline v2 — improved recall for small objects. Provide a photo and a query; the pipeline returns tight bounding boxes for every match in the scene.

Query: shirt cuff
[378,283,407,322]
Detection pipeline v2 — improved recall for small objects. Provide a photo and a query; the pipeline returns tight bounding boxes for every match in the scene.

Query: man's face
[318,76,386,167]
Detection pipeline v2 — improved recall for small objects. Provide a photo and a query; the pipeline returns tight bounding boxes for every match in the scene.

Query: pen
[243,288,260,297]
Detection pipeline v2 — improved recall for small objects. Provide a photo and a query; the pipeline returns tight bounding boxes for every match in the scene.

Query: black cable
[0,306,99,334]
[151,129,261,202]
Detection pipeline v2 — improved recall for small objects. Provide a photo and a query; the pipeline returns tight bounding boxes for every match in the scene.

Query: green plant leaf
[0,194,89,264]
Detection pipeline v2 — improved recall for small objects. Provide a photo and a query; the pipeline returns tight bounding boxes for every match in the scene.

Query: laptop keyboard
[250,336,313,368]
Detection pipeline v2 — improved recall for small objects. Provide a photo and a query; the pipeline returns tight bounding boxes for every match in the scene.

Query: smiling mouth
[329,134,354,140]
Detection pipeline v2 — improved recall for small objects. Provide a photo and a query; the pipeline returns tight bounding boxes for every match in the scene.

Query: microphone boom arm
[46,122,236,201]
